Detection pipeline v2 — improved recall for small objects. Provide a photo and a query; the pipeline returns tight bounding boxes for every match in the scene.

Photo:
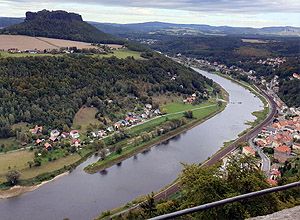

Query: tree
[184,110,193,119]
[34,157,42,166]
[27,161,34,168]
[100,149,106,160]
[116,146,122,154]
[140,193,157,218]
[141,132,151,142]
[179,155,280,219]
[93,140,106,151]
[6,170,21,185]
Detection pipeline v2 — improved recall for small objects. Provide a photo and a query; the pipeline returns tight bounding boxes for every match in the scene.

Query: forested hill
[1,10,123,44]
[0,55,213,138]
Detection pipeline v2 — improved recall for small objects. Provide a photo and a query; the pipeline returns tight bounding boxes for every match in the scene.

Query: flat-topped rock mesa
[25,10,83,22]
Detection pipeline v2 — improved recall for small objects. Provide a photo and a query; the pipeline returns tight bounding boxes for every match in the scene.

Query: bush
[116,146,122,154]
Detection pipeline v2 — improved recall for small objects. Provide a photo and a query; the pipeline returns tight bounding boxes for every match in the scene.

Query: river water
[0,69,263,220]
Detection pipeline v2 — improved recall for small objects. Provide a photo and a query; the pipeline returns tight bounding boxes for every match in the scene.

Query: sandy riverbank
[0,172,69,199]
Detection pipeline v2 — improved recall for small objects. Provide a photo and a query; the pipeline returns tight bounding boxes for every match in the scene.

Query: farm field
[0,34,98,51]
[72,107,101,132]
[0,34,123,51]
[0,149,81,183]
[128,100,218,136]
[0,150,34,181]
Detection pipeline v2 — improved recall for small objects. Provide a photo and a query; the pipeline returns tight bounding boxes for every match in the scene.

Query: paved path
[249,138,271,176]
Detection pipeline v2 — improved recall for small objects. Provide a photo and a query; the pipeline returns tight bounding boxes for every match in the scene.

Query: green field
[92,49,143,60]
[162,101,216,114]
[72,107,101,132]
[0,51,54,58]
[0,150,34,182]
[0,49,142,60]
[129,101,218,136]
[18,154,80,181]
[0,148,82,183]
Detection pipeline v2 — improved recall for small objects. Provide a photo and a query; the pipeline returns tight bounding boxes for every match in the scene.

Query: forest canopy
[0,55,212,138]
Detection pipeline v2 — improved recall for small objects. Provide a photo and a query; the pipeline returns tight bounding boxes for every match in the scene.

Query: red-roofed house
[29,125,43,134]
[270,169,281,180]
[44,143,52,151]
[274,145,291,163]
[267,178,277,186]
[35,139,44,145]
[242,146,256,156]
[71,139,81,148]
[70,130,80,139]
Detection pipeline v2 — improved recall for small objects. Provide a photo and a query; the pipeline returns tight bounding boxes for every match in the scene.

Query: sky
[0,0,299,27]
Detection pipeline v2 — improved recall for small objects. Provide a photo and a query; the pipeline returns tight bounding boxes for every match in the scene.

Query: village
[27,104,162,158]
[173,54,300,187]
[242,108,300,185]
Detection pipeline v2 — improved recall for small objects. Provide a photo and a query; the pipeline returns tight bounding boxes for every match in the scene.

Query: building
[242,146,256,156]
[44,143,52,151]
[29,125,43,134]
[70,130,80,139]
[50,129,60,138]
[274,145,291,163]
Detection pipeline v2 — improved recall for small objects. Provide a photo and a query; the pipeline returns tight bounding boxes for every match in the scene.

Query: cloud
[3,0,300,13]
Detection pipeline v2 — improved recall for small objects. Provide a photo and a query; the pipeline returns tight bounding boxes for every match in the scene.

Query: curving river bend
[0,69,264,220]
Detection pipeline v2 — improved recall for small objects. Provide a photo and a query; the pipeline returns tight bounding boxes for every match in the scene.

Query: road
[249,138,271,176]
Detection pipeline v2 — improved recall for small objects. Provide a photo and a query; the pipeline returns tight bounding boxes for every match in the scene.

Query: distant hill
[1,15,299,37]
[1,10,123,44]
[0,17,23,29]
[90,21,300,37]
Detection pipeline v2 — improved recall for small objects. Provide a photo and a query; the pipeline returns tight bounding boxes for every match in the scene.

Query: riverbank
[98,68,273,219]
[0,172,68,199]
[0,149,93,198]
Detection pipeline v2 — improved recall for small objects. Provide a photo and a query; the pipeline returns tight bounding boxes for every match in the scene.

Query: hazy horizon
[0,0,299,28]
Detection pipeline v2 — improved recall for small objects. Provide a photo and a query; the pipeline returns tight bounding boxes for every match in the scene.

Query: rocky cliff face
[25,10,83,22]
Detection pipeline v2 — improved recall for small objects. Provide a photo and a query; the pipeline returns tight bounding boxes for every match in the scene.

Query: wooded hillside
[0,55,212,138]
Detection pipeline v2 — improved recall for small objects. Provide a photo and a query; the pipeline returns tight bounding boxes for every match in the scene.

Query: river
[0,69,264,220]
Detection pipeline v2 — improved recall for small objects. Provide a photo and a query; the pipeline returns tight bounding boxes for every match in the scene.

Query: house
[292,143,300,150]
[44,143,52,151]
[154,109,161,115]
[114,122,122,130]
[106,126,114,133]
[35,139,44,145]
[50,129,60,138]
[293,73,300,80]
[98,130,107,137]
[184,97,196,104]
[49,136,58,142]
[70,130,80,139]
[71,139,81,148]
[270,169,281,181]
[267,178,278,186]
[61,132,69,139]
[242,146,256,156]
[141,113,148,119]
[29,125,43,134]
[274,145,291,163]
[261,127,276,136]
[91,132,97,138]
[145,104,152,110]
